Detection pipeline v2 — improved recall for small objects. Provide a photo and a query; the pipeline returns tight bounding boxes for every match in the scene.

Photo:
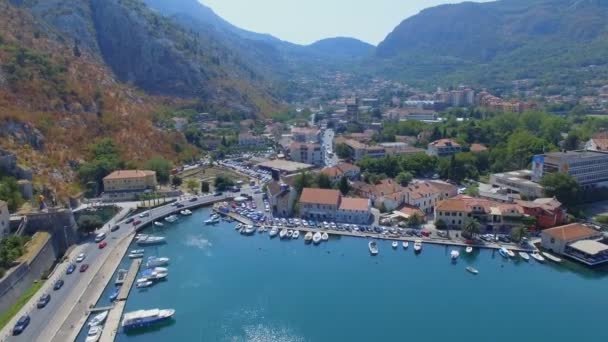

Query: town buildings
[102,170,157,201]
[541,223,608,266]
[0,200,9,238]
[585,131,608,151]
[320,163,361,184]
[531,150,608,186]
[427,139,462,157]
[299,188,372,224]
[266,179,298,218]
[289,142,324,166]
[291,127,321,143]
[515,197,567,229]
[490,170,545,198]
[238,133,264,147]
[335,138,387,161]
[434,195,525,232]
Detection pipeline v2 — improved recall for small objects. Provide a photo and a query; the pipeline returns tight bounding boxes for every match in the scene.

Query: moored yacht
[292,230,300,239]
[204,217,220,225]
[269,227,279,238]
[542,252,562,263]
[531,252,545,263]
[465,246,473,254]
[88,310,108,327]
[368,241,379,256]
[519,252,530,261]
[146,256,170,267]
[312,232,322,244]
[414,240,422,253]
[137,236,166,246]
[136,279,154,288]
[304,232,313,243]
[402,241,409,249]
[128,252,144,259]
[450,250,460,260]
[85,325,102,342]
[279,229,288,239]
[286,230,293,238]
[180,209,192,216]
[164,215,178,223]
[244,225,256,235]
[121,308,175,330]
[321,232,329,241]
[392,241,398,249]
[499,247,510,258]
[154,221,164,227]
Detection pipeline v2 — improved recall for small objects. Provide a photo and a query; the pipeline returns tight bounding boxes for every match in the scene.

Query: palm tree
[462,218,481,239]
[511,226,529,243]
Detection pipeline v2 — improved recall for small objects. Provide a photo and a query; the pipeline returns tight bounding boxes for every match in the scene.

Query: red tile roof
[339,197,370,211]
[299,188,340,206]
[543,223,599,241]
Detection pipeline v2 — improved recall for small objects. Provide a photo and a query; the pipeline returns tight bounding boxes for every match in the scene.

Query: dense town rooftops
[339,198,369,211]
[542,223,599,241]
[299,188,341,206]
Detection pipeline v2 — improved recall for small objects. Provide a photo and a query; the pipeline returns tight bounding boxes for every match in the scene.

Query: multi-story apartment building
[320,163,361,184]
[102,170,157,201]
[490,170,545,198]
[299,188,371,224]
[291,127,321,143]
[266,180,298,218]
[238,132,264,147]
[531,150,608,186]
[427,139,462,157]
[0,200,9,238]
[434,195,525,232]
[289,142,324,166]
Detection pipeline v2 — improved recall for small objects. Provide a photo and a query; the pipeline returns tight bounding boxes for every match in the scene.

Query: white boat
[279,229,288,239]
[136,279,154,288]
[137,236,166,246]
[321,232,329,241]
[498,247,511,258]
[531,252,545,263]
[392,241,398,249]
[204,218,220,225]
[519,252,530,261]
[506,249,515,258]
[414,240,422,253]
[292,230,300,239]
[88,310,108,327]
[304,232,313,243]
[466,266,479,275]
[85,325,102,342]
[128,253,144,259]
[146,257,170,267]
[542,252,562,263]
[235,223,243,231]
[121,308,175,330]
[244,225,256,235]
[131,249,144,254]
[368,241,379,256]
[286,230,293,238]
[465,246,473,254]
[154,221,164,227]
[402,242,409,249]
[269,227,279,238]
[164,215,178,223]
[450,250,460,260]
[313,232,322,244]
[180,209,192,216]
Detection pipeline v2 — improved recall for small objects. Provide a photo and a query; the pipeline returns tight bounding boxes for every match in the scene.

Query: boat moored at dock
[465,246,473,254]
[368,241,379,256]
[402,241,409,249]
[164,215,178,223]
[414,240,422,253]
[542,252,562,263]
[180,209,192,216]
[136,236,166,246]
[531,252,545,263]
[392,241,398,249]
[519,252,530,261]
[321,232,329,241]
[85,325,102,342]
[269,227,279,238]
[121,308,175,330]
[292,230,300,239]
[146,256,170,267]
[312,232,322,244]
[450,250,460,260]
[88,310,108,327]
[304,232,313,243]
[154,221,164,227]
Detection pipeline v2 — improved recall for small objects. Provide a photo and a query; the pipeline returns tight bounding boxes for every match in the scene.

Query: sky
[201,0,485,46]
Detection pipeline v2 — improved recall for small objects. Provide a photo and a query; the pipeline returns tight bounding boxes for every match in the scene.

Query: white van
[94,232,107,242]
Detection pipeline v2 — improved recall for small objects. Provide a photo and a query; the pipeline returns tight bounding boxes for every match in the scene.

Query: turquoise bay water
[83,207,608,342]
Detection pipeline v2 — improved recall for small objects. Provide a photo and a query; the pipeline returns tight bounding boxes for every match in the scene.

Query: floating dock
[99,259,141,342]
[114,269,127,285]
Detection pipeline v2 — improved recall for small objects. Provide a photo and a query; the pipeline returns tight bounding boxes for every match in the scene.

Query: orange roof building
[299,188,371,224]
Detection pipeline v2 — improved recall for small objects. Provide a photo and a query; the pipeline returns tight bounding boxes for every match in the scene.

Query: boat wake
[241,323,306,342]
[185,235,213,256]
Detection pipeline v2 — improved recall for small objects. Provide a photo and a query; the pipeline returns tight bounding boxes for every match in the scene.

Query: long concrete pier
[99,259,141,342]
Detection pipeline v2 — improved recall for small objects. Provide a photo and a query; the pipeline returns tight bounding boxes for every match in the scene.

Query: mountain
[307,37,375,59]
[10,0,282,115]
[375,0,608,89]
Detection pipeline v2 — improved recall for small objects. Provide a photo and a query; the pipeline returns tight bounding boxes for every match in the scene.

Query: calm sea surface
[78,207,608,342]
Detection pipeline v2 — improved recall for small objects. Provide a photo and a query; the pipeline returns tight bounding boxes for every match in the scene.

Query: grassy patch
[0,280,45,330]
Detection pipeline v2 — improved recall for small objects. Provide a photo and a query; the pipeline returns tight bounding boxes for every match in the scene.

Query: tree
[511,226,529,243]
[201,181,210,193]
[214,175,234,191]
[78,139,123,191]
[409,213,423,227]
[339,176,350,195]
[435,219,447,231]
[186,179,199,194]
[145,156,172,184]
[0,177,24,211]
[171,175,183,187]
[540,173,581,207]
[335,143,353,159]
[316,173,332,189]
[379,202,388,213]
[395,171,413,186]
[462,218,481,239]
[294,171,314,194]
[77,215,103,233]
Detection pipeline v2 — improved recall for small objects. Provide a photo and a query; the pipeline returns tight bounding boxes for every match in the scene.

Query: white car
[76,253,86,263]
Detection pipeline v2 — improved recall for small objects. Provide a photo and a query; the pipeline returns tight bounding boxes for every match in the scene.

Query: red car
[98,241,107,249]
[133,220,142,226]
[79,264,89,272]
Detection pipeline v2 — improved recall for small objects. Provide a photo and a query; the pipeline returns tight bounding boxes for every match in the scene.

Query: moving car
[125,218,135,224]
[110,225,120,232]
[133,220,142,226]
[66,263,76,274]
[80,264,89,272]
[98,241,108,249]
[12,315,30,335]
[76,253,86,263]
[53,279,64,290]
[189,197,198,202]
[37,294,51,308]
[139,211,150,218]
[94,232,106,242]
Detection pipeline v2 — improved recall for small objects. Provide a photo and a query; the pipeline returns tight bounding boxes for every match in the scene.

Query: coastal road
[2,194,231,342]
[323,129,338,167]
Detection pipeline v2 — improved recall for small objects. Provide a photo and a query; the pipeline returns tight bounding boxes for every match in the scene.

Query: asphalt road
[323,129,338,167]
[4,194,230,342]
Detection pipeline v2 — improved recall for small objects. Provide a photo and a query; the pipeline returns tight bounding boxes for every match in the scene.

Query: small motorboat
[146,256,170,267]
[313,232,322,244]
[304,232,313,243]
[88,310,109,327]
[279,229,288,239]
[204,218,220,225]
[542,252,562,263]
[465,246,473,254]
[466,266,479,275]
[180,209,192,216]
[244,225,256,235]
[165,215,178,223]
[292,230,300,239]
[402,241,409,249]
[269,227,279,238]
[392,241,398,249]
[128,253,144,259]
[450,250,460,260]
[235,223,243,231]
[85,325,103,342]
[136,278,154,288]
[109,288,119,301]
[506,249,515,258]
[368,241,379,256]
[131,249,144,254]
[154,221,164,227]
[519,252,530,261]
[321,232,329,241]
[414,240,422,253]
[499,247,511,258]
[286,230,293,238]
[531,252,545,263]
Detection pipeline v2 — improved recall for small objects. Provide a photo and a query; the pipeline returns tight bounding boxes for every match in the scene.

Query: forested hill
[373,0,608,88]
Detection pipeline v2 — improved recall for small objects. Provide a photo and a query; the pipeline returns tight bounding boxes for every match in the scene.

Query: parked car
[98,241,108,249]
[36,294,51,308]
[76,253,86,263]
[12,315,30,335]
[53,279,64,291]
[110,225,120,232]
[66,263,76,274]
[80,264,89,272]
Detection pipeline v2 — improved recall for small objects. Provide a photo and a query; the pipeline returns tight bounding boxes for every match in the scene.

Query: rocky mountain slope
[374,0,608,88]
